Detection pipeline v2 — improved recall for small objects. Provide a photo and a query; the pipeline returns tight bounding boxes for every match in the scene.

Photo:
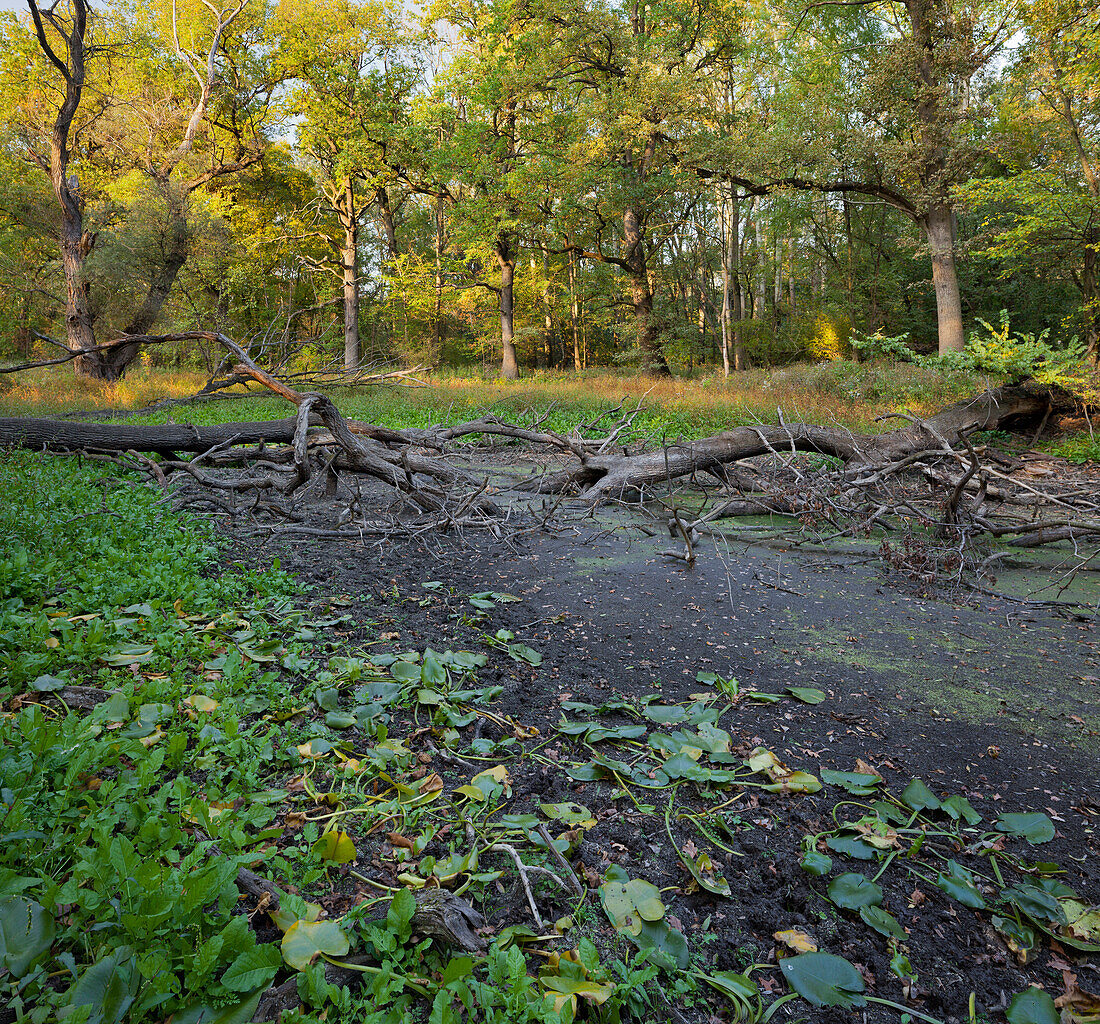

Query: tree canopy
[1,0,1096,376]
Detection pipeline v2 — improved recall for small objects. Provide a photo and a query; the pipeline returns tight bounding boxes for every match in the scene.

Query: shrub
[797,312,852,361]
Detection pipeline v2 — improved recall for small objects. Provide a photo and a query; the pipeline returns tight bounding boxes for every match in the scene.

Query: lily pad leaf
[1056,899,1100,951]
[324,711,357,729]
[996,812,1055,844]
[780,952,866,1009]
[800,850,833,877]
[390,661,422,683]
[312,831,357,864]
[508,644,542,666]
[629,917,690,971]
[30,674,66,693]
[761,770,822,794]
[599,878,665,936]
[541,974,615,1014]
[825,835,877,861]
[940,795,982,825]
[774,929,818,952]
[901,779,940,812]
[821,770,881,796]
[185,693,220,713]
[936,861,986,910]
[1001,885,1067,925]
[786,686,826,704]
[644,704,688,724]
[859,905,906,941]
[1006,987,1059,1024]
[827,873,882,910]
[540,803,596,828]
[281,919,349,971]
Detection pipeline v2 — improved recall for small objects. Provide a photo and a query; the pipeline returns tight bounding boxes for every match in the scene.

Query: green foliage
[0,451,305,1021]
[1051,433,1100,463]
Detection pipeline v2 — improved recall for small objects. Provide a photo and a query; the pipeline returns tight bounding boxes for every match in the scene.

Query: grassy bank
[0,361,990,439]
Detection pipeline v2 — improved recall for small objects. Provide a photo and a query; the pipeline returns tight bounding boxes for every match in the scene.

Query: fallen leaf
[388,832,416,851]
[1055,970,1100,1014]
[774,928,818,952]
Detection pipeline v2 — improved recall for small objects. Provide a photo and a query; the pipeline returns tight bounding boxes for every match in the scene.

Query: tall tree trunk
[58,187,97,373]
[496,233,518,380]
[102,190,191,379]
[568,248,582,372]
[540,247,554,369]
[623,204,667,373]
[377,185,406,361]
[774,233,783,309]
[754,205,766,318]
[27,1,99,373]
[842,196,855,307]
[924,203,965,354]
[340,180,360,371]
[718,192,730,378]
[905,0,967,356]
[1083,226,1098,359]
[434,196,445,364]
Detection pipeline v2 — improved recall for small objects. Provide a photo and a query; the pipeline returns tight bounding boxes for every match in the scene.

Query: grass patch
[1051,432,1100,463]
[1,361,988,439]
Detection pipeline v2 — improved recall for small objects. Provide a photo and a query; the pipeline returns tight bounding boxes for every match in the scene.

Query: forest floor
[3,383,1100,1024]
[229,457,1100,1024]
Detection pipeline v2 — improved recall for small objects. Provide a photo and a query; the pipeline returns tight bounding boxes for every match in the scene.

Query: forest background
[0,0,1097,383]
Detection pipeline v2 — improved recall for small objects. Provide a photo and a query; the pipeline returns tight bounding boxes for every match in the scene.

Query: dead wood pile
[2,331,1098,589]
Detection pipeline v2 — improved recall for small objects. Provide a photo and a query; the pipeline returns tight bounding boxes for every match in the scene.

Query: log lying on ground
[522,386,1049,497]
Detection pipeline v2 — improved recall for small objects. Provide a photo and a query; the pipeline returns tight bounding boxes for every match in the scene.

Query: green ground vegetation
[3,450,1097,1024]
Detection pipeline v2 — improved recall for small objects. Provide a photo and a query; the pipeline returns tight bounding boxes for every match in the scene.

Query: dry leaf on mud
[774,928,818,952]
[1056,970,1100,1014]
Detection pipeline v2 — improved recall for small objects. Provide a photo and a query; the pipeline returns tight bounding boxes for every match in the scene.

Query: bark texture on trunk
[925,203,965,354]
[496,233,519,380]
[568,250,582,371]
[0,416,308,455]
[27,1,98,370]
[340,180,360,371]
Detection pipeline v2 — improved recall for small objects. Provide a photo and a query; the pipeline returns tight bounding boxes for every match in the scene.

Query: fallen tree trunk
[0,415,308,455]
[524,386,1048,497]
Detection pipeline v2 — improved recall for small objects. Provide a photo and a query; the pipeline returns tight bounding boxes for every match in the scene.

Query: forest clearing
[2,0,1100,1021]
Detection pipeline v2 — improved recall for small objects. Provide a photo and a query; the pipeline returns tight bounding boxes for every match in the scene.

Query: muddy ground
[240,484,1099,1024]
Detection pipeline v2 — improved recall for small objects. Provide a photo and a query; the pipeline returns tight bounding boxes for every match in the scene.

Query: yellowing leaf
[281,919,349,970]
[775,929,818,953]
[270,900,321,933]
[312,831,357,864]
[185,694,219,712]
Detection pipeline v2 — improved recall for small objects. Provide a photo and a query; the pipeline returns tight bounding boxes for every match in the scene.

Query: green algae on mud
[782,609,1100,751]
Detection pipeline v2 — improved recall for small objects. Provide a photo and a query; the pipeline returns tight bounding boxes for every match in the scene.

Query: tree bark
[27,1,98,372]
[568,249,582,371]
[541,247,555,369]
[623,203,666,373]
[496,233,519,380]
[340,180,360,371]
[925,203,965,354]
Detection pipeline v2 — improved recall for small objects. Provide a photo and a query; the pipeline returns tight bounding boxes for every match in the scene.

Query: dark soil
[243,489,1100,1024]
